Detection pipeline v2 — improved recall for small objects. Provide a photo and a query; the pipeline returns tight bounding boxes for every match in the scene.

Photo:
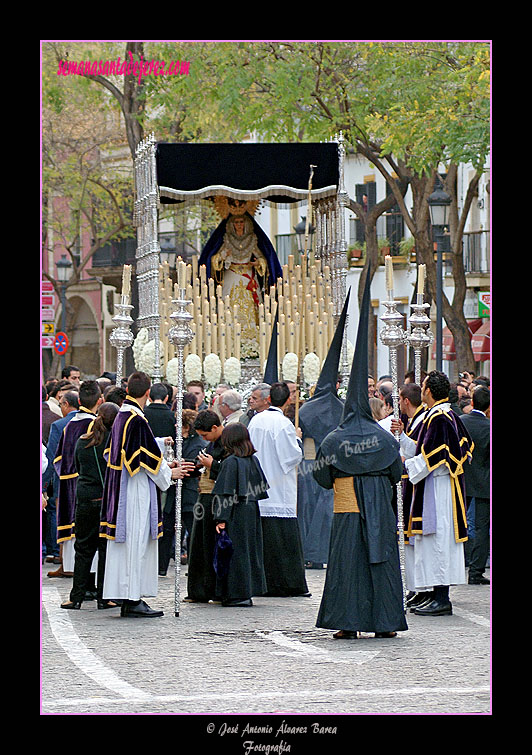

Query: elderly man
[219,389,244,425]
[239,383,271,427]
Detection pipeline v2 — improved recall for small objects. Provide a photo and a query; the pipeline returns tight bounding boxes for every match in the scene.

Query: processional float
[112,133,354,617]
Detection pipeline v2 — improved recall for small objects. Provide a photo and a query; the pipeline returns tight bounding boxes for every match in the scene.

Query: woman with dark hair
[210,423,268,607]
[61,402,120,610]
[158,409,207,575]
[185,410,226,602]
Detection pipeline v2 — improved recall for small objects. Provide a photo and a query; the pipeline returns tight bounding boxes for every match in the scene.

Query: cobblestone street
[41,564,491,725]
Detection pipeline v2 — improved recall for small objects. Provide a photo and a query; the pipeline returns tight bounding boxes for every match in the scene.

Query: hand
[197,451,213,469]
[164,437,174,446]
[390,418,404,435]
[42,494,48,510]
[170,461,196,480]
[215,522,226,533]
[295,426,302,439]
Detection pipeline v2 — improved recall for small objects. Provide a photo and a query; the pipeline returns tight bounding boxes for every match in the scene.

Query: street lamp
[427,182,451,372]
[159,234,177,269]
[293,216,315,257]
[55,254,73,371]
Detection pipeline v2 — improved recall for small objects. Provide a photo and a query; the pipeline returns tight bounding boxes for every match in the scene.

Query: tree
[191,41,490,370]
[42,45,134,375]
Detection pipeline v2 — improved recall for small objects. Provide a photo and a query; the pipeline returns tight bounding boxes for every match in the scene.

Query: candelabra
[379,292,409,609]
[167,288,194,617]
[407,295,433,386]
[109,296,134,385]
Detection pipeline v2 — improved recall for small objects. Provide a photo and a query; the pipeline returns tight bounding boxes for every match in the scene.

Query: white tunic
[403,403,466,590]
[103,411,172,601]
[248,407,302,518]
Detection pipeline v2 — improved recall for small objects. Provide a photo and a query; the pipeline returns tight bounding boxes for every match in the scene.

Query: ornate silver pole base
[380,295,408,610]
[407,298,433,386]
[167,290,194,617]
[109,297,134,385]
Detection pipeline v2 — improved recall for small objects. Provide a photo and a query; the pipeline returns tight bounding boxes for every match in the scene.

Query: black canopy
[155,142,339,204]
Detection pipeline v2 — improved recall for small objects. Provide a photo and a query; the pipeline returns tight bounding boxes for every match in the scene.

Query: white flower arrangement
[132,327,149,369]
[184,353,203,384]
[203,353,222,386]
[165,357,181,387]
[303,352,321,386]
[137,338,164,377]
[282,352,299,383]
[223,357,241,386]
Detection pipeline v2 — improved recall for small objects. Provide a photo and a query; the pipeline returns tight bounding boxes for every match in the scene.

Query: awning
[155,142,340,204]
[471,320,490,362]
[432,319,483,361]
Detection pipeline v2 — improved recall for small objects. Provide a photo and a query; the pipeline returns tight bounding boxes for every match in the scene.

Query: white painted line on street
[43,685,491,710]
[453,607,490,628]
[42,585,151,701]
[256,630,379,664]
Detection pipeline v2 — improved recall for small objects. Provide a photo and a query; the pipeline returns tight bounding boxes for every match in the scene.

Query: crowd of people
[42,354,490,634]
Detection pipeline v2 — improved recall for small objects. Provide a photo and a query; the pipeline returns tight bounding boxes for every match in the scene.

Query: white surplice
[103,409,172,601]
[403,403,466,591]
[248,407,302,518]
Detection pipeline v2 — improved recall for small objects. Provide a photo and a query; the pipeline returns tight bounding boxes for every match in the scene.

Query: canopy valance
[155,142,340,204]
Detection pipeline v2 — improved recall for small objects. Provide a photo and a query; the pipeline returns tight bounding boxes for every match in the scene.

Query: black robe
[314,457,408,634]
[185,437,225,601]
[211,454,268,602]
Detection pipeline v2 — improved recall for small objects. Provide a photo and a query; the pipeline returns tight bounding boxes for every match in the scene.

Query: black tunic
[314,459,408,634]
[211,454,268,602]
[185,438,225,602]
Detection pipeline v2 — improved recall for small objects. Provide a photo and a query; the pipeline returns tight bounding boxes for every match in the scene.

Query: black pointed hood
[298,288,350,446]
[318,272,400,474]
[263,308,279,384]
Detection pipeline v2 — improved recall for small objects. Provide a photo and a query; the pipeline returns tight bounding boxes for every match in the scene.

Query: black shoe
[409,592,434,612]
[468,576,490,585]
[221,598,253,607]
[97,600,119,609]
[414,598,452,616]
[158,570,167,576]
[84,590,97,601]
[61,601,82,610]
[333,630,358,639]
[121,599,164,618]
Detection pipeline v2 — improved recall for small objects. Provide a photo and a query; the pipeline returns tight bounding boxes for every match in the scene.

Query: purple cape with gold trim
[99,398,164,542]
[408,402,473,543]
[53,408,96,542]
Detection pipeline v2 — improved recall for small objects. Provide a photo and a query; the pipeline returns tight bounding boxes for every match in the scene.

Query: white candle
[122,264,131,298]
[178,260,186,290]
[418,264,426,297]
[385,255,394,293]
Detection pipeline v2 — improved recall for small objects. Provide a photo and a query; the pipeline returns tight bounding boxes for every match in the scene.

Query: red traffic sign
[54,332,69,355]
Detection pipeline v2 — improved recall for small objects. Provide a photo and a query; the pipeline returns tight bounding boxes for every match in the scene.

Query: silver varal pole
[109,295,134,384]
[379,294,408,609]
[167,289,194,617]
[407,293,433,385]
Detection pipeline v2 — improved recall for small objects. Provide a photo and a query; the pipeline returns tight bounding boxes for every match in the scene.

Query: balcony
[463,230,490,275]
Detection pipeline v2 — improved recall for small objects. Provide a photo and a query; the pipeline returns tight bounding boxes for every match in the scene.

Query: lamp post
[427,182,451,373]
[159,235,177,269]
[55,254,73,372]
[293,216,315,255]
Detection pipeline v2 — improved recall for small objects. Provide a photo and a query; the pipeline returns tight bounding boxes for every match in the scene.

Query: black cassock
[211,454,268,603]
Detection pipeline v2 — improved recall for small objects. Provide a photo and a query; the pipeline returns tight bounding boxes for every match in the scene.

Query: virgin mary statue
[198,199,283,359]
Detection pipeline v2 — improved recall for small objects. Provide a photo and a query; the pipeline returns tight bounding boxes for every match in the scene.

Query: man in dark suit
[460,385,490,585]
[42,390,80,573]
